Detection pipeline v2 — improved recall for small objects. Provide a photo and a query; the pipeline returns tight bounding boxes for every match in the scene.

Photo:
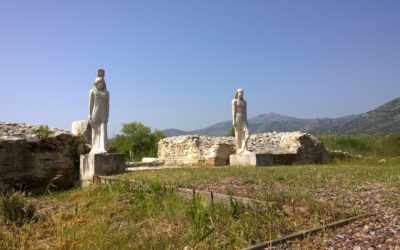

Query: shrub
[34,125,52,140]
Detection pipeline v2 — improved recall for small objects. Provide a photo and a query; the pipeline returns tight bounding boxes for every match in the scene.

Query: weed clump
[189,194,214,243]
[0,191,36,226]
[34,125,52,140]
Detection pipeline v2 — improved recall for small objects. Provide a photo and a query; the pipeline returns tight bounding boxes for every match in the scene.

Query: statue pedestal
[79,153,126,187]
[230,151,257,166]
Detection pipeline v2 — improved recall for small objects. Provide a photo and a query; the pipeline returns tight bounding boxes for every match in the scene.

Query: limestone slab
[142,157,157,163]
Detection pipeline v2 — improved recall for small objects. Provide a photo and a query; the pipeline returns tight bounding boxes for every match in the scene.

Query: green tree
[227,127,235,137]
[112,122,165,161]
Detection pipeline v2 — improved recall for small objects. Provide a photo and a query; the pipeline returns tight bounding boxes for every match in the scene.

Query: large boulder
[157,132,329,166]
[0,122,86,193]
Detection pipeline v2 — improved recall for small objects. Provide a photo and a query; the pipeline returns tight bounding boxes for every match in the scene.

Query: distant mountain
[162,97,400,136]
[162,129,188,137]
[250,113,311,133]
[339,97,400,135]
[190,121,232,136]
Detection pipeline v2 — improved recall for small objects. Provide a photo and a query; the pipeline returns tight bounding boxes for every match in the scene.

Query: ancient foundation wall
[0,123,86,193]
[158,132,329,166]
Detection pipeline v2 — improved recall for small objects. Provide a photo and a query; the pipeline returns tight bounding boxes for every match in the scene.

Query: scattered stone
[328,150,354,160]
[279,184,400,249]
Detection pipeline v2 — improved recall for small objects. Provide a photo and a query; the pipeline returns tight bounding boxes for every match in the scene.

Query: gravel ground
[275,184,400,249]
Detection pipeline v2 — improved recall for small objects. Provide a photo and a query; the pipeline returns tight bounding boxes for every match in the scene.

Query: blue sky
[1,1,399,135]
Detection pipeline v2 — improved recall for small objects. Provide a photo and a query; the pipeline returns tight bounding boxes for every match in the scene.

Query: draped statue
[232,89,250,153]
[89,69,109,154]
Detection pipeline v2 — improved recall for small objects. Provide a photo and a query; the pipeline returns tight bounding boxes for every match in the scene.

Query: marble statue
[89,69,109,154]
[232,88,250,153]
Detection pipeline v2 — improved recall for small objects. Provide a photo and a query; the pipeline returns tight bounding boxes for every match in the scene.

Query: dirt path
[277,184,400,249]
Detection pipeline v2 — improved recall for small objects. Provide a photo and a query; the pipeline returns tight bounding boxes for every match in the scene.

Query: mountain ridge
[163,97,400,137]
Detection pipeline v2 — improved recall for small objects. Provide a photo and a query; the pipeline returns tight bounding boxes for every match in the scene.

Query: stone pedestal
[79,153,126,187]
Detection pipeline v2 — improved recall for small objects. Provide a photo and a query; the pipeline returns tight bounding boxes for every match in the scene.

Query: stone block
[79,153,125,186]
[205,157,229,166]
[229,152,257,166]
[229,152,299,166]
[142,157,157,163]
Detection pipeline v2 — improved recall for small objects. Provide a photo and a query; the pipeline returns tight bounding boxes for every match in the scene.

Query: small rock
[378,159,387,163]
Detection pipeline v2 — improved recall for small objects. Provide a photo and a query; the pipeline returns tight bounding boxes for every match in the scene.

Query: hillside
[162,97,400,136]
[339,97,400,135]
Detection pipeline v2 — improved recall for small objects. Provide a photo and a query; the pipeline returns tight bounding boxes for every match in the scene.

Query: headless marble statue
[89,69,109,154]
[232,89,250,153]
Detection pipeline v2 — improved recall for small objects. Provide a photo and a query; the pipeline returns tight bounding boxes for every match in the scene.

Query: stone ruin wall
[0,122,87,193]
[158,132,330,166]
[157,135,235,166]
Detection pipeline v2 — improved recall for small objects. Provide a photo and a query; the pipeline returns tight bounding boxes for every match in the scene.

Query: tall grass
[319,134,400,157]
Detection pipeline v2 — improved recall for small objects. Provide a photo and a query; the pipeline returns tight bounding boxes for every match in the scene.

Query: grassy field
[1,156,399,249]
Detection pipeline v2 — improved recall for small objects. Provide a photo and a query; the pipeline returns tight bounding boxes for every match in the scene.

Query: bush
[1,191,36,226]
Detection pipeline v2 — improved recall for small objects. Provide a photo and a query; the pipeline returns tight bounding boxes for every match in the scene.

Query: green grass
[119,159,400,194]
[0,182,305,249]
[319,134,400,157]
[1,158,399,249]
